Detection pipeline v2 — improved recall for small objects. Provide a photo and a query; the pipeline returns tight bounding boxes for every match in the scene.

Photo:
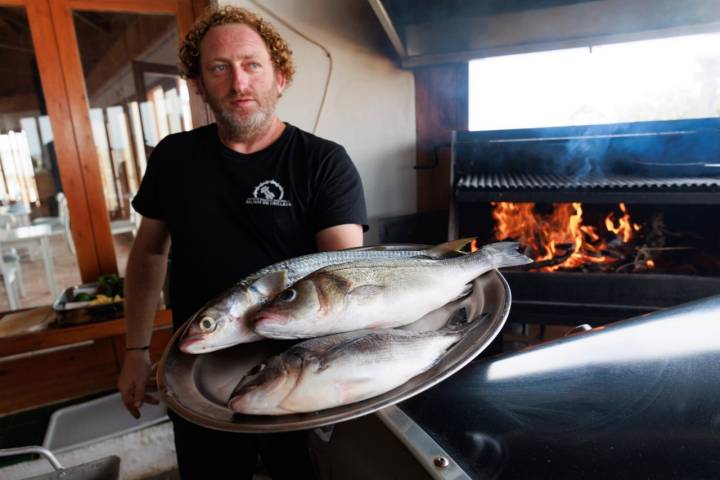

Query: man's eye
[248,62,261,70]
[211,64,227,73]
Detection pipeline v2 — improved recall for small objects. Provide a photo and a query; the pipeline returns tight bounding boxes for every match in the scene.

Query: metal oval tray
[157,269,511,432]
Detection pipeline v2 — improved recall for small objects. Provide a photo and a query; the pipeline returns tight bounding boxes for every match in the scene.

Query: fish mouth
[253,312,292,337]
[179,335,236,354]
[227,392,294,415]
[178,335,203,354]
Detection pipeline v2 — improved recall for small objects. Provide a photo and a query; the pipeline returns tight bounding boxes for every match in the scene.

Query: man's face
[196,23,286,140]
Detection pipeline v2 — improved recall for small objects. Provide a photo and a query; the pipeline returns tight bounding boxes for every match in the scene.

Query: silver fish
[228,313,479,415]
[178,238,476,353]
[253,241,531,340]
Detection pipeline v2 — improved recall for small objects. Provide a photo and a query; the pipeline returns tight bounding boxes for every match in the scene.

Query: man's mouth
[230,96,256,106]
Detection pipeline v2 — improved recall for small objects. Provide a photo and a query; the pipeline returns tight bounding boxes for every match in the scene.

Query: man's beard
[207,86,279,142]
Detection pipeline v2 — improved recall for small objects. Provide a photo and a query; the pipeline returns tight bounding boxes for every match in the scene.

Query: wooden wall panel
[0,338,120,413]
[0,311,173,414]
[414,64,468,213]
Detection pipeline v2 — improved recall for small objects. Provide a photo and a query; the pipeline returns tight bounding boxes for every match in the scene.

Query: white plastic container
[42,392,168,453]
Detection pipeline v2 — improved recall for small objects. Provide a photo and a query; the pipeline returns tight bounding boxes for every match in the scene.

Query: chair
[111,203,140,238]
[0,249,22,310]
[0,213,25,300]
[32,192,76,256]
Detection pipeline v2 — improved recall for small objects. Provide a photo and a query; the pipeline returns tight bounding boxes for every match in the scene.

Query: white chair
[0,249,22,310]
[0,213,25,299]
[32,192,76,256]
[111,203,140,237]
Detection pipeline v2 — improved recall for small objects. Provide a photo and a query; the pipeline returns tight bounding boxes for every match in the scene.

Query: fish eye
[199,316,216,332]
[277,289,297,303]
[247,363,266,376]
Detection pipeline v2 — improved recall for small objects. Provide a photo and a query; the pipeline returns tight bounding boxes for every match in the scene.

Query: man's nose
[231,66,250,93]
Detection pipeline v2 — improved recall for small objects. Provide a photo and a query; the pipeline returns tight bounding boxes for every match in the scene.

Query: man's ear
[192,78,206,101]
[275,71,287,96]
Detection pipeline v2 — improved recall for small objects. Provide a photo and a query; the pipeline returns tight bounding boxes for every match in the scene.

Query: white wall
[225,0,417,243]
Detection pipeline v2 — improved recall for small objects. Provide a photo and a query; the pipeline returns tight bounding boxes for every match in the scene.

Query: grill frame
[451,117,720,205]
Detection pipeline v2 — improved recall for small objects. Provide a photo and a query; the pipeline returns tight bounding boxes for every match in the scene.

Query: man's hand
[117,350,159,419]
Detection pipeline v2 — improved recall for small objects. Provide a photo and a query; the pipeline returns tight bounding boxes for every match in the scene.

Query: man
[117,6,367,479]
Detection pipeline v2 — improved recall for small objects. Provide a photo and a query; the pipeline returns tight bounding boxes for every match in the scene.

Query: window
[0,0,205,313]
[469,32,720,131]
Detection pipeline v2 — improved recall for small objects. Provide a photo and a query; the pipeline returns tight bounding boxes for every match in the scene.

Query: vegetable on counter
[69,274,124,303]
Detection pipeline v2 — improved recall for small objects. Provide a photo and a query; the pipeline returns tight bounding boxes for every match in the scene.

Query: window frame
[1,0,207,284]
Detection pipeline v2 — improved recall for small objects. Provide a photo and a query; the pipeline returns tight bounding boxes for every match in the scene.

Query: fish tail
[423,237,477,258]
[469,241,533,270]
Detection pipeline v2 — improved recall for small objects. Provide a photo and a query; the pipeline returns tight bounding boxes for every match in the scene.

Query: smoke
[456,118,720,179]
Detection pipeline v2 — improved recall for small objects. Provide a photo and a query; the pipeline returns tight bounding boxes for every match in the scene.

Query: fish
[228,310,481,415]
[178,238,477,353]
[253,241,531,340]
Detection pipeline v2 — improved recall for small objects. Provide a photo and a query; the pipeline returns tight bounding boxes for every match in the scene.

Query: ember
[490,202,646,272]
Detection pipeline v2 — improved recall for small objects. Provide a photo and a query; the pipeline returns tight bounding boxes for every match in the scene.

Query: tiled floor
[0,233,134,312]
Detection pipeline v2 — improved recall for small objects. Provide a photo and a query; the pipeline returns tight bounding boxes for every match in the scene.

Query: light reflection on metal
[486,296,720,381]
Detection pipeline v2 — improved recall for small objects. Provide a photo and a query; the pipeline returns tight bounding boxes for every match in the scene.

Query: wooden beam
[69,0,177,14]
[178,0,212,127]
[49,0,118,279]
[414,63,468,213]
[25,0,106,281]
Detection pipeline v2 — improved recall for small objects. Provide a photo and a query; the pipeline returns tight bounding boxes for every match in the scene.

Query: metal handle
[0,446,63,471]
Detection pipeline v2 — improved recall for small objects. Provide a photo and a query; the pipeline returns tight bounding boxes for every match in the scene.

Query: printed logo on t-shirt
[246,180,292,207]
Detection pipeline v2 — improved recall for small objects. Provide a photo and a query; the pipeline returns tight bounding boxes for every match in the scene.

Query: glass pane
[72,11,192,274]
[469,32,720,131]
[0,6,82,311]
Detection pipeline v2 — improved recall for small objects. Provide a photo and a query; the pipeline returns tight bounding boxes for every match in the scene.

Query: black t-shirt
[132,123,368,329]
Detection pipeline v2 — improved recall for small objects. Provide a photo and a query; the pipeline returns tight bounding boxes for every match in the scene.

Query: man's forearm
[124,248,169,349]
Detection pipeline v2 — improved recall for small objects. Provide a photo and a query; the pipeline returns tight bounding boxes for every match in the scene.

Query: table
[0,224,58,299]
[0,203,31,226]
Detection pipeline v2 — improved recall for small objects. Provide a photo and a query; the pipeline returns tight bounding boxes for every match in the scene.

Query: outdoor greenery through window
[469,32,720,131]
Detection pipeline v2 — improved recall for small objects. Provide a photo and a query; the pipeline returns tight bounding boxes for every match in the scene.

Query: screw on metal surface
[434,456,450,469]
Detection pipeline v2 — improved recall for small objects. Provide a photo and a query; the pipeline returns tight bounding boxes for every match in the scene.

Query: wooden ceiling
[0,6,174,115]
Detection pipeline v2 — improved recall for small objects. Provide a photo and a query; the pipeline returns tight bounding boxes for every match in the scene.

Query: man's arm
[117,216,171,418]
[316,224,364,251]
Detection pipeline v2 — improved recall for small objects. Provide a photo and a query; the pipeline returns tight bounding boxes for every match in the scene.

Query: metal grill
[457,173,720,190]
[452,118,720,204]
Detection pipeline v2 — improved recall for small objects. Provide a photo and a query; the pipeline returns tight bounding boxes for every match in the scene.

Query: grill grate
[457,173,720,190]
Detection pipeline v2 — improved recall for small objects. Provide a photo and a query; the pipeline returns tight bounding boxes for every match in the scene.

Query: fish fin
[344,244,424,252]
[424,237,477,258]
[348,284,384,298]
[249,271,288,298]
[444,310,490,332]
[450,282,474,301]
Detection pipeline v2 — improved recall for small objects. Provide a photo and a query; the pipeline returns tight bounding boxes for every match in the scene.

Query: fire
[604,203,641,243]
[491,202,644,271]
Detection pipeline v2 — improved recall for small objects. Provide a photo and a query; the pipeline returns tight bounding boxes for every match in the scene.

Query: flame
[604,203,640,243]
[491,202,645,272]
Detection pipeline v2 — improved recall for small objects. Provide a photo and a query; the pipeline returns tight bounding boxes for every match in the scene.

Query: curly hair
[178,5,295,85]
